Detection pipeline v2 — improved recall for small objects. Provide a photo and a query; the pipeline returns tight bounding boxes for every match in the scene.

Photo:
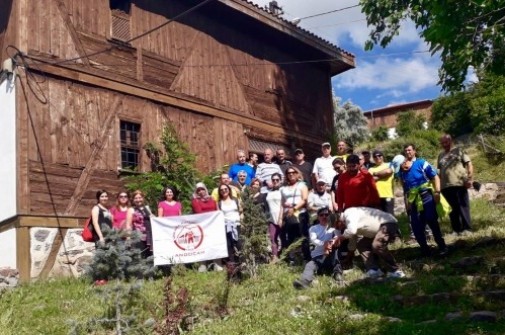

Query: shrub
[380,129,443,162]
[396,110,427,137]
[370,126,389,142]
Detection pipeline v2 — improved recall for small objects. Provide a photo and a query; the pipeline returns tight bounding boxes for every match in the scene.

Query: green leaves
[361,0,505,91]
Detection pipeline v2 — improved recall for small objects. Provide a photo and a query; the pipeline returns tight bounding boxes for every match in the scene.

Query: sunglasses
[319,213,330,217]
[373,154,383,158]
[272,178,280,182]
[219,188,229,192]
[286,171,296,175]
[119,195,128,198]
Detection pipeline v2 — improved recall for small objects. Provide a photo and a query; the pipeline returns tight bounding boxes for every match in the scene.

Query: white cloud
[333,56,440,93]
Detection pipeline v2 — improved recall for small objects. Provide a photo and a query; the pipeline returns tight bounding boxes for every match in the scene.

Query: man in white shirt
[293,207,343,289]
[256,148,283,193]
[312,142,335,189]
[336,207,405,279]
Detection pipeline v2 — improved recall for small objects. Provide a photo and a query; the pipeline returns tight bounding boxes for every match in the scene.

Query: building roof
[364,99,433,117]
[219,0,356,75]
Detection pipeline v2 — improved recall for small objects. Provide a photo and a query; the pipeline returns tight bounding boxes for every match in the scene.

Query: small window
[110,0,131,41]
[120,120,140,170]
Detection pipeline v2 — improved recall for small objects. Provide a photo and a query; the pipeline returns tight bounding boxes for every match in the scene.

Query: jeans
[300,251,342,284]
[409,190,446,253]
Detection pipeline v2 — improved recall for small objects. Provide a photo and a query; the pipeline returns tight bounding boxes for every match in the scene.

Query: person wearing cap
[293,206,343,289]
[330,157,346,214]
[336,207,405,279]
[362,150,375,170]
[229,150,255,185]
[293,148,313,189]
[336,154,380,213]
[307,178,333,223]
[368,150,395,215]
[312,142,336,188]
[399,144,448,257]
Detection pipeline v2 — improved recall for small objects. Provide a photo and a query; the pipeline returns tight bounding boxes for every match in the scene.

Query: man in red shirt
[337,154,380,212]
[336,154,380,268]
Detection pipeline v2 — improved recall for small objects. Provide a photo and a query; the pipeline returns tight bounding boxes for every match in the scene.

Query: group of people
[88,134,474,287]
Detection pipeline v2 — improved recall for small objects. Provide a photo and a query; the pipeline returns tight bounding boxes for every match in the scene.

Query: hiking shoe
[365,269,384,278]
[387,270,406,278]
[293,279,310,290]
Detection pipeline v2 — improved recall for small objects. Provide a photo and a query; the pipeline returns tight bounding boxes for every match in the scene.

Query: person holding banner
[218,184,242,264]
[131,190,154,258]
[158,186,182,217]
[192,182,218,214]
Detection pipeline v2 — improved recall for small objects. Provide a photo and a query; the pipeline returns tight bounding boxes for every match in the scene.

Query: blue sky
[249,0,443,112]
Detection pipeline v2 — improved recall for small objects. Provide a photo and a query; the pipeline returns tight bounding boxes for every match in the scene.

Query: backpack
[81,217,94,242]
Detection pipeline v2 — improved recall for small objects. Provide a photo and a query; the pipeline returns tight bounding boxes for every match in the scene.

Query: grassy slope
[2,199,505,335]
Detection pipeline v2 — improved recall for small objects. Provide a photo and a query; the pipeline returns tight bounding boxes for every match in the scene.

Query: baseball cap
[372,150,384,157]
[316,178,326,184]
[294,148,304,154]
[321,142,331,147]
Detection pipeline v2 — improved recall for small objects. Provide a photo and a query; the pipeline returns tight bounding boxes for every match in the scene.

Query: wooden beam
[25,58,324,145]
[16,227,31,283]
[18,216,81,228]
[38,228,68,279]
[0,216,19,234]
[53,0,90,66]
[64,97,121,215]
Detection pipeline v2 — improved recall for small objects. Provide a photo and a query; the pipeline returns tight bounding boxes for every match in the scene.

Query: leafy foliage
[370,126,389,142]
[332,96,369,147]
[395,110,426,137]
[361,0,505,91]
[379,129,443,162]
[432,74,505,136]
[126,124,200,213]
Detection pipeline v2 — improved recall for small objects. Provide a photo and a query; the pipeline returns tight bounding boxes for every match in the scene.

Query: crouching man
[337,207,405,279]
[293,207,343,289]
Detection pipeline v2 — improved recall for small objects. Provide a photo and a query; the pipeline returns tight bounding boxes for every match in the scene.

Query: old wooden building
[0,0,354,280]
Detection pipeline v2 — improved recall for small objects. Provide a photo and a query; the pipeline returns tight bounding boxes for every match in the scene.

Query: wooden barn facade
[0,0,354,281]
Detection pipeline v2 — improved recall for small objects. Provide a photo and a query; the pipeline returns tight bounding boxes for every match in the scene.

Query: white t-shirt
[309,224,340,258]
[266,189,282,225]
[341,207,397,250]
[220,199,241,225]
[312,156,336,185]
[280,182,307,214]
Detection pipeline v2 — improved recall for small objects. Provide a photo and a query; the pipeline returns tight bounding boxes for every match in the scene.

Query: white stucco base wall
[0,228,17,269]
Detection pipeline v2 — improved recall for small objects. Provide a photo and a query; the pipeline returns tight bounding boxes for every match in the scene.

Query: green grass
[2,200,505,334]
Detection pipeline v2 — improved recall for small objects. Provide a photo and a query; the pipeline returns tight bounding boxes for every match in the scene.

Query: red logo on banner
[173,222,204,251]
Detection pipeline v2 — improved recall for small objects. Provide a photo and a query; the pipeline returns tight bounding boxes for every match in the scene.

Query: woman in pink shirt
[158,186,182,217]
[109,191,133,230]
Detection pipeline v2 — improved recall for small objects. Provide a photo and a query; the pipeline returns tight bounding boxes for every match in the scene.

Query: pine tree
[238,190,270,279]
[86,227,156,281]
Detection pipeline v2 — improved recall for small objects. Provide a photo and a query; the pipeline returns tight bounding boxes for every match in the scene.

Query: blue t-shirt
[228,163,255,185]
[400,158,437,192]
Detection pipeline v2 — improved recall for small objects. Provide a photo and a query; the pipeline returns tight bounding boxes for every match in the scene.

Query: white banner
[151,211,228,265]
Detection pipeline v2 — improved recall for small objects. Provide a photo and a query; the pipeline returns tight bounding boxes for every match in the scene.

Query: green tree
[396,110,426,137]
[361,0,505,91]
[127,124,200,213]
[431,73,505,136]
[332,96,369,147]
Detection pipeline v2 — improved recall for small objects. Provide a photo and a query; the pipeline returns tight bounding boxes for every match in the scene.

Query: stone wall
[30,228,95,280]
